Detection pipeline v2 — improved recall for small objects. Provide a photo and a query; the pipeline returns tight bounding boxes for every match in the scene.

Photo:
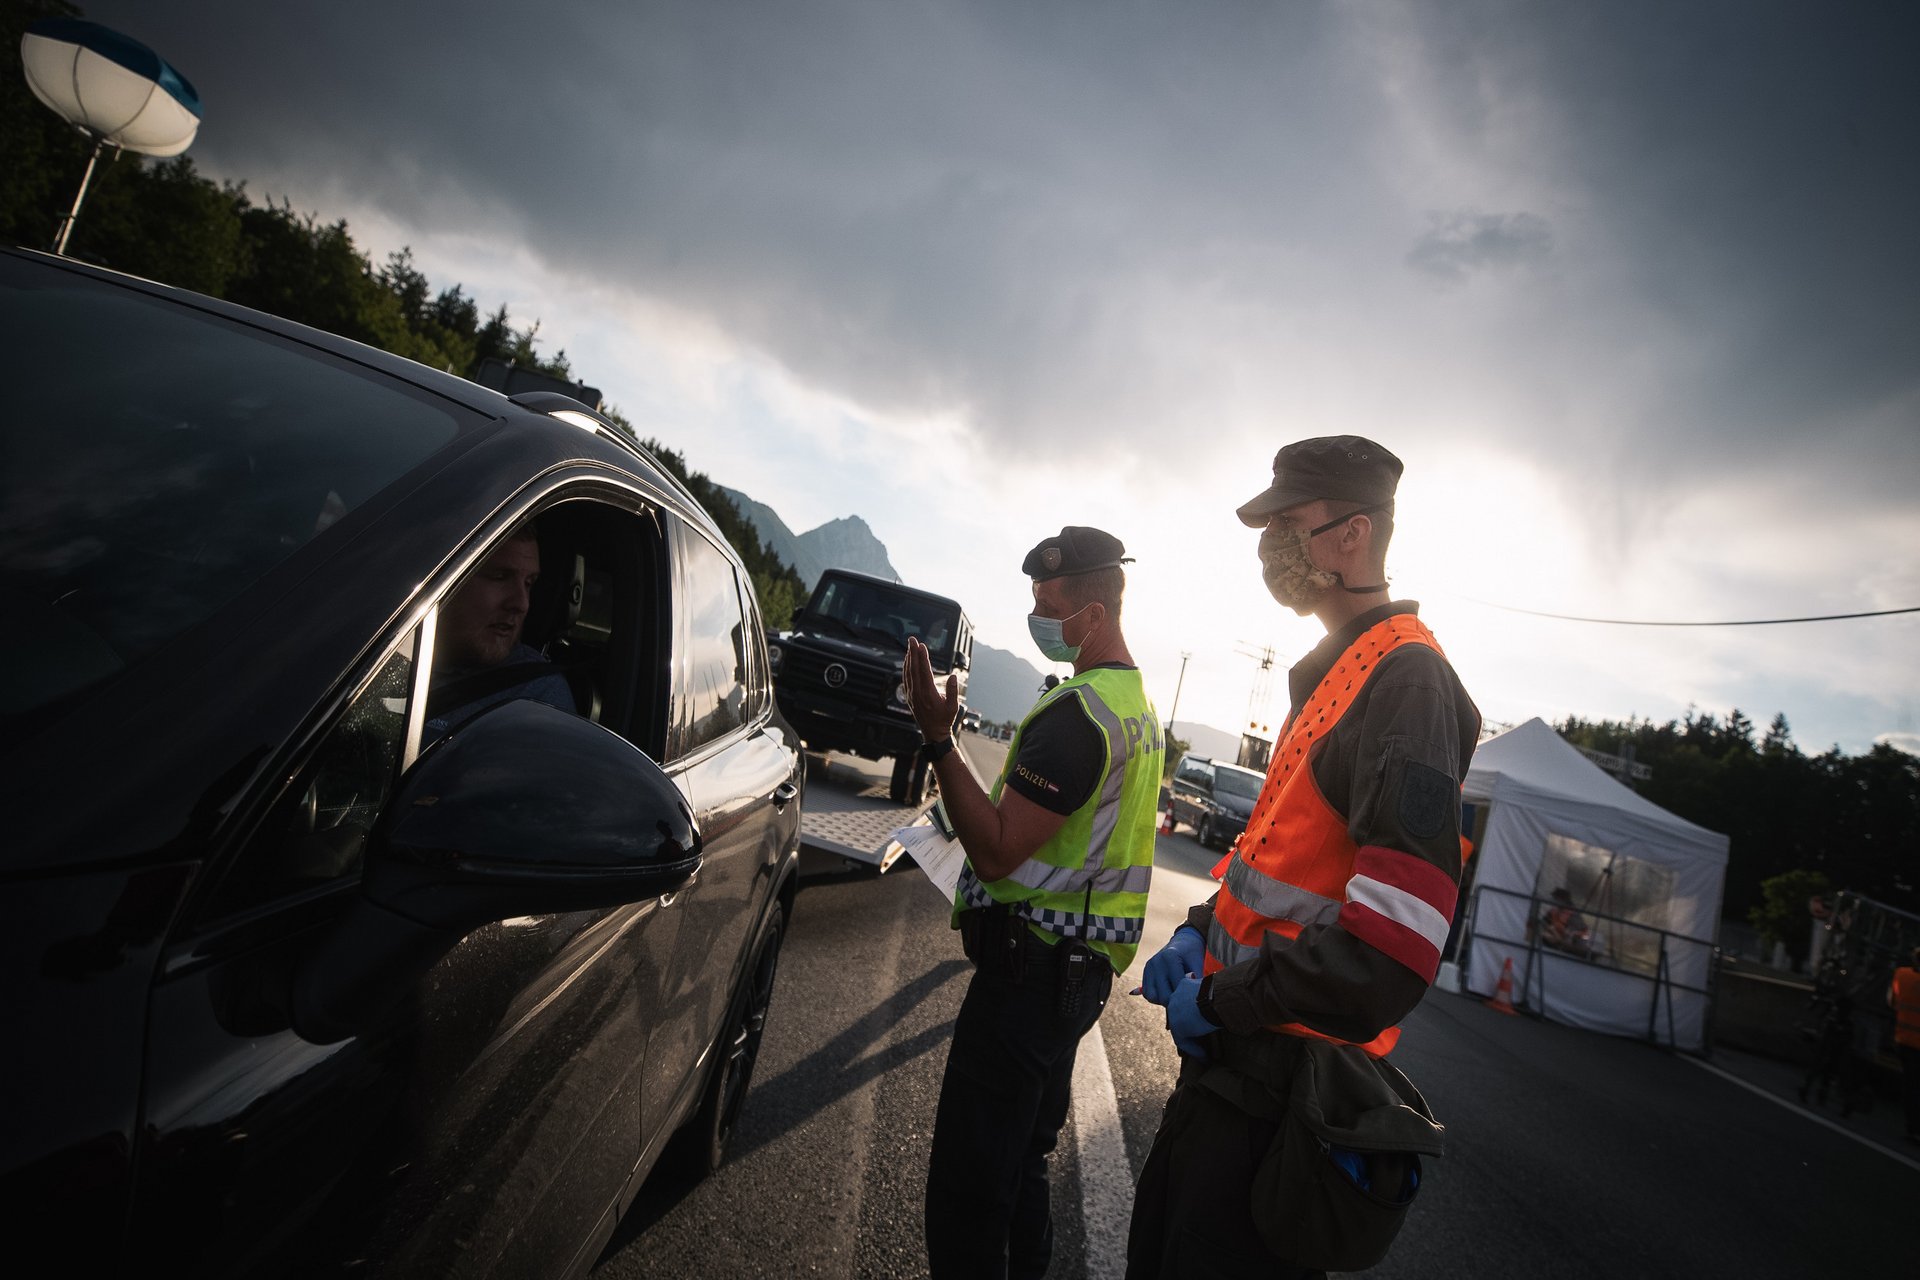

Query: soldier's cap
[1022,526,1133,581]
[1235,434,1403,528]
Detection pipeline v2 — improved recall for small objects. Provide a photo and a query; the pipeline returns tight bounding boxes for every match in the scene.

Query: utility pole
[1166,651,1191,740]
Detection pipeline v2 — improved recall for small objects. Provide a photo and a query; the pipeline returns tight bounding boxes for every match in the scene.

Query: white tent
[1456,718,1730,1050]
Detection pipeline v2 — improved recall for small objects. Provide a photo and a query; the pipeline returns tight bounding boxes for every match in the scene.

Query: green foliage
[1748,869,1833,966]
[1165,733,1190,779]
[1558,711,1919,925]
[637,439,809,631]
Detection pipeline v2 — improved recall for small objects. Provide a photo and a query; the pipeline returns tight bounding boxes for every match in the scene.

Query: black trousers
[924,936,1111,1280]
[1126,1054,1322,1280]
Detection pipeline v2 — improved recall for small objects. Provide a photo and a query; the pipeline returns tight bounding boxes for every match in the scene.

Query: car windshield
[805,577,959,663]
[1213,767,1264,800]
[0,256,468,722]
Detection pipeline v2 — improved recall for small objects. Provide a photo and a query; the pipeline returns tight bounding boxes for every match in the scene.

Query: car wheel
[909,755,935,805]
[675,903,786,1178]
[1198,814,1215,848]
[889,753,914,804]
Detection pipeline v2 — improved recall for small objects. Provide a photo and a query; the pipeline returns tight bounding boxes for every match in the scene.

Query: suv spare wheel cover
[824,663,848,688]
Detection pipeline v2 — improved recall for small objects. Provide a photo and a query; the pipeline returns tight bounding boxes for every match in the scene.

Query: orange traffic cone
[1485,957,1519,1015]
[1159,808,1175,836]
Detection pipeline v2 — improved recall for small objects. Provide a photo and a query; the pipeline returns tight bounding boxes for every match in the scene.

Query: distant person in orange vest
[1128,436,1480,1278]
[1888,947,1920,1144]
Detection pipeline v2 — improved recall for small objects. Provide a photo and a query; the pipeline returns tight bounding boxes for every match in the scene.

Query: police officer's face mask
[1028,602,1094,663]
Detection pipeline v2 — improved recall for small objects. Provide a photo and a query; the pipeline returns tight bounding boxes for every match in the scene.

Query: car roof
[813,567,967,616]
[2,246,724,534]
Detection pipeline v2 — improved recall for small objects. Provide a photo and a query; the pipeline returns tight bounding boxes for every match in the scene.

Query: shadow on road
[607,955,970,1252]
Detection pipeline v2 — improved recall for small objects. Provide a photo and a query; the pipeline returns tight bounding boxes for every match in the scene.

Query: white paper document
[890,822,968,902]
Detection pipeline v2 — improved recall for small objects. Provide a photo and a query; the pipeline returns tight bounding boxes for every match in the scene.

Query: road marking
[1684,1055,1920,1173]
[1073,1021,1133,1279]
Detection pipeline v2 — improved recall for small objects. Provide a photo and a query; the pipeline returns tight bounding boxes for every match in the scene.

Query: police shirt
[1001,663,1138,815]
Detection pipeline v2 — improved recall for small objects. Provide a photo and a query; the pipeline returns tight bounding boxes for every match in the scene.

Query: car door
[643,517,795,1118]
[131,489,679,1278]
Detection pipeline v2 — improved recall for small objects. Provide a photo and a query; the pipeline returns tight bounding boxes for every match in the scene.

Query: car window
[0,256,472,725]
[674,528,750,757]
[208,629,418,914]
[1213,767,1264,800]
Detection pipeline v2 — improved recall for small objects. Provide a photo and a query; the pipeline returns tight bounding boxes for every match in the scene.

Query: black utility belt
[956,904,1105,1017]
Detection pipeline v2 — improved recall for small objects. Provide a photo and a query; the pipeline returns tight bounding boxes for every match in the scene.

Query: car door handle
[772,781,799,809]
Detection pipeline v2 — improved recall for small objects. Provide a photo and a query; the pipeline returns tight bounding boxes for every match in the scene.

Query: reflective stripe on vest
[1204,613,1448,1058]
[954,666,1163,971]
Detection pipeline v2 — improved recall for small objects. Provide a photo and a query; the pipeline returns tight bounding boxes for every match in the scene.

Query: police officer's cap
[1022,526,1133,581]
[1235,435,1403,528]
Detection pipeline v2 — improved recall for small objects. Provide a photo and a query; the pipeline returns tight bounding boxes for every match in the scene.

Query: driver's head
[438,522,541,670]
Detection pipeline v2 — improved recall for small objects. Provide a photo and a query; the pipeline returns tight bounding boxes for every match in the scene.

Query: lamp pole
[1166,651,1191,740]
[52,134,112,256]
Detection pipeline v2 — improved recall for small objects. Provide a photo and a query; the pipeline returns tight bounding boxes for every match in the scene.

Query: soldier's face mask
[1259,512,1347,611]
[1028,601,1094,663]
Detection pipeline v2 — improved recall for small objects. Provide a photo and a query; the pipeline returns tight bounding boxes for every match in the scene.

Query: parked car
[1168,754,1265,849]
[769,568,972,804]
[0,246,805,1277]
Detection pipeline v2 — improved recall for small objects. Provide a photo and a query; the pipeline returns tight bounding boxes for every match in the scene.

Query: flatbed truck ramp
[797,734,1004,875]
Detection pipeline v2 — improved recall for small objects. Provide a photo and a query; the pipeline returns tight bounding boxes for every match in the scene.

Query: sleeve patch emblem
[1398,760,1454,839]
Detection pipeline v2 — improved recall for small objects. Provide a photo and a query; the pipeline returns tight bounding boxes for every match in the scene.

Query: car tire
[673,903,786,1179]
[1198,814,1215,848]
[889,753,914,804]
[910,755,935,805]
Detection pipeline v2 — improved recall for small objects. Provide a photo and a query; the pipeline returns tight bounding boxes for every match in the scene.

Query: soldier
[1130,437,1479,1277]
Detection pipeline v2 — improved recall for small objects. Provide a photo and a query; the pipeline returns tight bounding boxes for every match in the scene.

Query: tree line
[3,0,807,626]
[1557,710,1917,949]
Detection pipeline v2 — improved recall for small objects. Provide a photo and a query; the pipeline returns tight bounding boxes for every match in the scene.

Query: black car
[1168,754,1265,849]
[1,247,804,1276]
[768,568,972,804]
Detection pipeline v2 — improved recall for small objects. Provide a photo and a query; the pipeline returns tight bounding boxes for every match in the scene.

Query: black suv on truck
[770,569,972,804]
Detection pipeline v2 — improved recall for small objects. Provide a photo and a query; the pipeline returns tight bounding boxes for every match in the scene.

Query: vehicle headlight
[893,681,909,706]
[767,644,784,674]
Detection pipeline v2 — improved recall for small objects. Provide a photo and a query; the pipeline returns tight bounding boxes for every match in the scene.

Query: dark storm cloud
[85,0,1920,494]
[1406,210,1553,282]
[1393,0,1920,489]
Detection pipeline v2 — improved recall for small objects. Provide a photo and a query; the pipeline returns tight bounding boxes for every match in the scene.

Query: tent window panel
[1534,833,1677,977]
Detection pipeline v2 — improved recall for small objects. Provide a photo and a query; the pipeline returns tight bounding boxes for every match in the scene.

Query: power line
[1449,597,1920,628]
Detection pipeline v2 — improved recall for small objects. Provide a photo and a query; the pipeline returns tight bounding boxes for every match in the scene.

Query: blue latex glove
[1166,975,1216,1060]
[1142,926,1206,1006]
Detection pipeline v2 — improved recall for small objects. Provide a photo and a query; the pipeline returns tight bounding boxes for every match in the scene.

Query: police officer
[904,526,1164,1280]
[1128,437,1480,1277]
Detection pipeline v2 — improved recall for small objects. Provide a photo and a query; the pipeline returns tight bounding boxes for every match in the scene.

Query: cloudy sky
[96,0,1918,754]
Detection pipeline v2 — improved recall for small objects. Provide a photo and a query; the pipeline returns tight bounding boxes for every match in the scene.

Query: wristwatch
[921,736,956,764]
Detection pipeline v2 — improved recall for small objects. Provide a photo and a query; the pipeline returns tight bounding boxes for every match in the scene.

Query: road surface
[595,733,1917,1277]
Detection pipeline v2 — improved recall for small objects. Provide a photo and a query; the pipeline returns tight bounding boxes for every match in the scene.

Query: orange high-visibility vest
[1204,613,1464,1059]
[1893,967,1920,1050]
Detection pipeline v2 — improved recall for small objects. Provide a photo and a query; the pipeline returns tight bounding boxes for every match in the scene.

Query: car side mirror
[953,651,969,671]
[292,700,701,1042]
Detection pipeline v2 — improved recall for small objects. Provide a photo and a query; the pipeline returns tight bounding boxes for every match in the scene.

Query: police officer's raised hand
[903,636,960,742]
[1142,926,1205,1006]
[1166,976,1217,1060]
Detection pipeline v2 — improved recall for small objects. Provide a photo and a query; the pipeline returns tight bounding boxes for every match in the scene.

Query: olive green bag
[1249,1040,1446,1271]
